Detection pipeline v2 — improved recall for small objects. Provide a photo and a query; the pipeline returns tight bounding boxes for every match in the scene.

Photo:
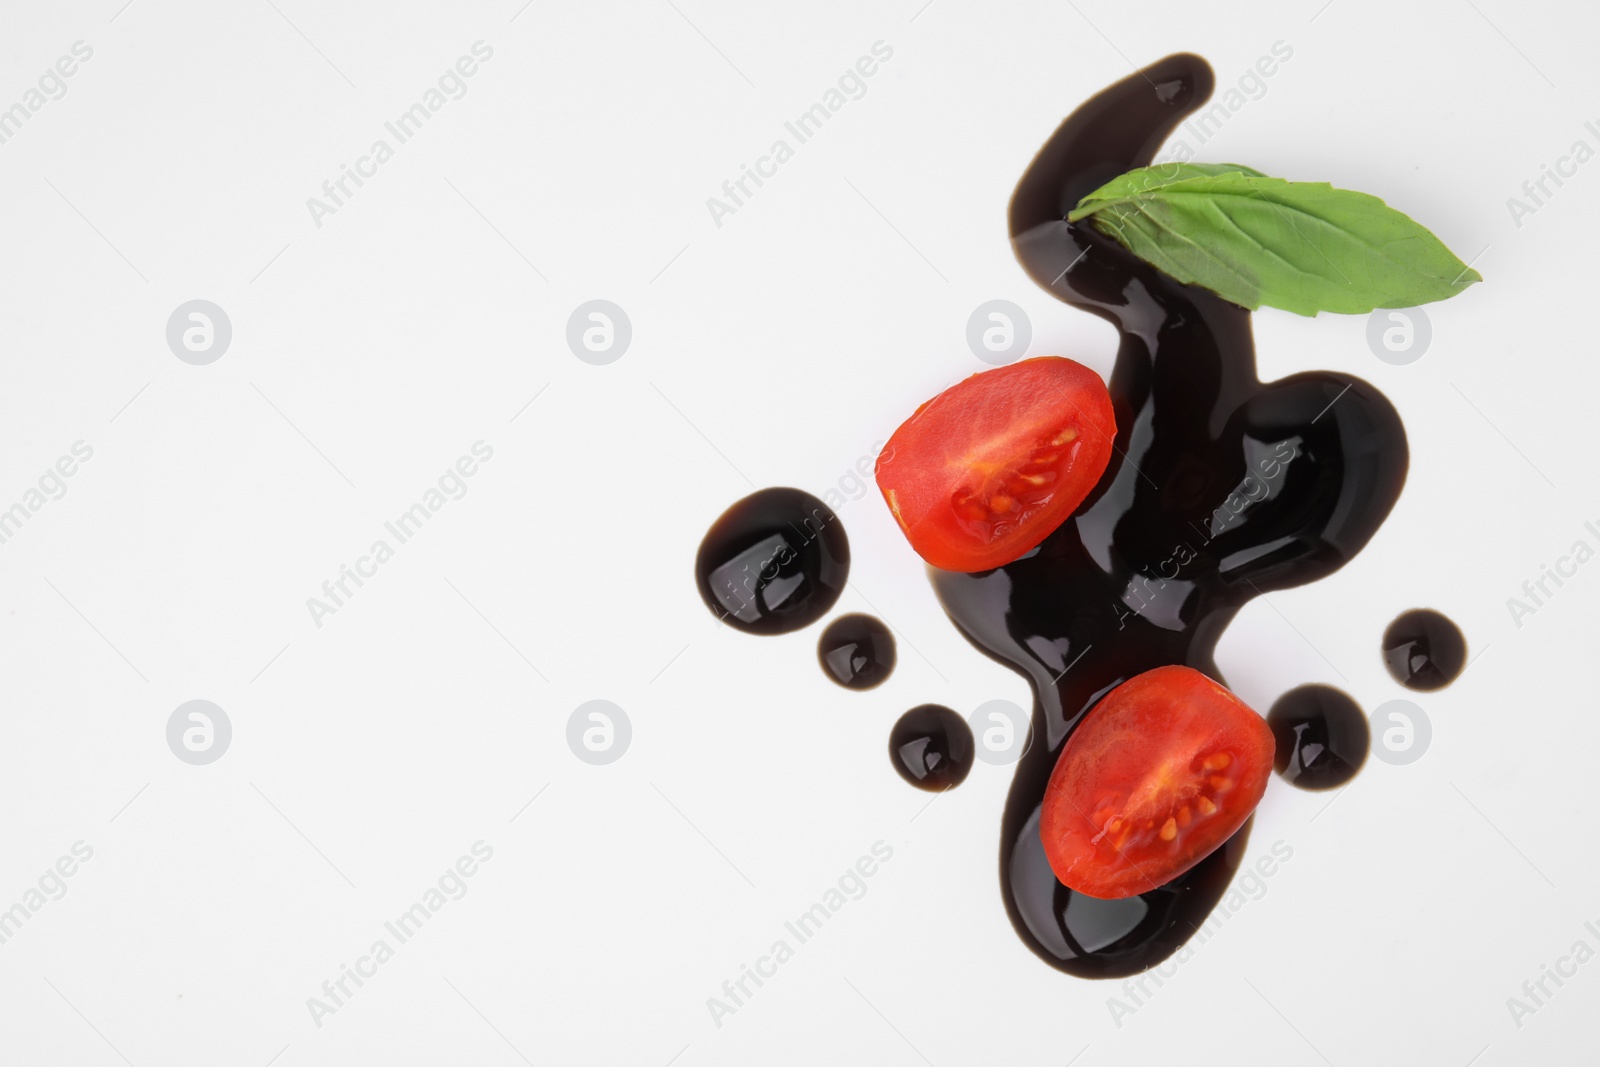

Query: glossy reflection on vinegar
[817,614,896,690]
[889,705,973,791]
[1383,608,1466,691]
[695,488,849,635]
[1267,685,1368,790]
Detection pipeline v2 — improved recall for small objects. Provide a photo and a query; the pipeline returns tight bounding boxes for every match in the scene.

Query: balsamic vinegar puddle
[695,52,1412,980]
[939,50,1408,978]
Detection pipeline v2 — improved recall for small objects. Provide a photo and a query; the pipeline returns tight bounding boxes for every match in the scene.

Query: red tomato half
[1040,666,1275,900]
[875,357,1116,573]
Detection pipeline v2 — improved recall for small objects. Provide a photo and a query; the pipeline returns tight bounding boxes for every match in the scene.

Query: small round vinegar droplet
[889,705,973,791]
[1267,685,1368,791]
[1382,609,1466,691]
[695,488,849,635]
[817,614,896,690]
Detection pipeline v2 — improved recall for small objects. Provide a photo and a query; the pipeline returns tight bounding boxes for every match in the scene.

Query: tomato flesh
[874,356,1116,572]
[1040,665,1274,899]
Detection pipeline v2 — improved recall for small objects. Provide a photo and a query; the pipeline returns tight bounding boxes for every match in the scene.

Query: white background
[0,0,1595,1063]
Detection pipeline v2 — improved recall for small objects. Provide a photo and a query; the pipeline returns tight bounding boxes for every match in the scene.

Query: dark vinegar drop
[1267,685,1368,790]
[817,614,896,690]
[695,487,849,635]
[889,705,973,791]
[1383,609,1466,691]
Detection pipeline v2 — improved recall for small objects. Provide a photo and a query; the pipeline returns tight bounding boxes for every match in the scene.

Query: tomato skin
[1040,666,1274,900]
[875,357,1116,572]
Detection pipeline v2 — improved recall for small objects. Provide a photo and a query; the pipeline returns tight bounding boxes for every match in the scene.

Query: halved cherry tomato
[874,356,1115,572]
[1040,665,1274,900]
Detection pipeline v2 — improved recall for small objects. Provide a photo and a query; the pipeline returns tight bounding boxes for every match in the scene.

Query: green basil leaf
[1067,166,1482,316]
